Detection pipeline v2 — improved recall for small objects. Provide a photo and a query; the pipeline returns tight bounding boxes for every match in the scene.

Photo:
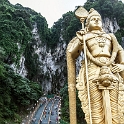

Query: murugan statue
[66,7,124,124]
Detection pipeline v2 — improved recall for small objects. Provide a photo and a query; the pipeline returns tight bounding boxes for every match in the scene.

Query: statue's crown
[87,8,101,20]
[85,8,101,27]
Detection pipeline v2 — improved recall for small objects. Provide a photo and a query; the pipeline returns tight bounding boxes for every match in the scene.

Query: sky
[8,0,87,27]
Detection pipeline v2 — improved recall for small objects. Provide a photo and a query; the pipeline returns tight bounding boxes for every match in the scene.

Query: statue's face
[88,15,102,31]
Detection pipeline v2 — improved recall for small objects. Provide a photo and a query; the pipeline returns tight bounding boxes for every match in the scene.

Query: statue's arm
[109,33,124,79]
[117,45,124,79]
[117,44,124,64]
[67,37,83,59]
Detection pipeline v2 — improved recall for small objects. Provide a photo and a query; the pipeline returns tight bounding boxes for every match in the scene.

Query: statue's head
[85,8,102,31]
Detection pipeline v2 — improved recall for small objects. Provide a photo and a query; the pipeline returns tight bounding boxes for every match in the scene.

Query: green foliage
[119,17,124,28]
[76,91,86,124]
[60,119,69,124]
[0,0,10,5]
[61,12,81,43]
[115,29,124,44]
[0,63,42,123]
[60,84,69,123]
[0,0,124,123]
[84,0,124,19]
[0,1,43,123]
[31,14,50,43]
[60,83,86,124]
[0,3,32,65]
[24,42,42,81]
[48,20,62,48]
[49,11,81,49]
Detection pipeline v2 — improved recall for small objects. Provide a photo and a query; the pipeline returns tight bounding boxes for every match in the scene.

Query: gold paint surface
[67,7,124,124]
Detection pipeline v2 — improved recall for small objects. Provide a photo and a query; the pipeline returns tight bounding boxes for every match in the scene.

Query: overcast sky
[8,0,87,27]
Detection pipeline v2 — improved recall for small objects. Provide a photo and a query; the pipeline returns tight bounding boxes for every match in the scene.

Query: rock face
[10,56,27,78]
[11,17,121,94]
[103,17,120,33]
[39,42,67,94]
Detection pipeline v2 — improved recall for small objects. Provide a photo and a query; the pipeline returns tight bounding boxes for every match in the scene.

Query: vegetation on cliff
[0,0,43,123]
[0,0,124,123]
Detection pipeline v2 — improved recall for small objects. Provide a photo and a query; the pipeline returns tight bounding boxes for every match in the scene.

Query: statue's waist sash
[95,56,110,64]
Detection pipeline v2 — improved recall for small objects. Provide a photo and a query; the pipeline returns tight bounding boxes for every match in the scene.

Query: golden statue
[66,7,124,124]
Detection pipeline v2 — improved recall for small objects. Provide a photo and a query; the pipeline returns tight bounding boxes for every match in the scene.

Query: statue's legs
[85,63,105,124]
[89,78,105,124]
[89,71,119,124]
[77,62,119,124]
[109,83,119,124]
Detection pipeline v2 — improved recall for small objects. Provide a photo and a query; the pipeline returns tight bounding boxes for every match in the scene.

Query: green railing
[47,94,54,98]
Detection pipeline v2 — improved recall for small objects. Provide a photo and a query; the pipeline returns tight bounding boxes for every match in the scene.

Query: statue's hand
[76,29,85,41]
[111,64,124,73]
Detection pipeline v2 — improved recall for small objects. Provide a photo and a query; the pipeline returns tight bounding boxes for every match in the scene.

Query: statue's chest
[85,34,112,57]
[86,36,111,48]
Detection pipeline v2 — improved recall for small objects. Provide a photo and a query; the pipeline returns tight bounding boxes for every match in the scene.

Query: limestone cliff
[12,17,122,94]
